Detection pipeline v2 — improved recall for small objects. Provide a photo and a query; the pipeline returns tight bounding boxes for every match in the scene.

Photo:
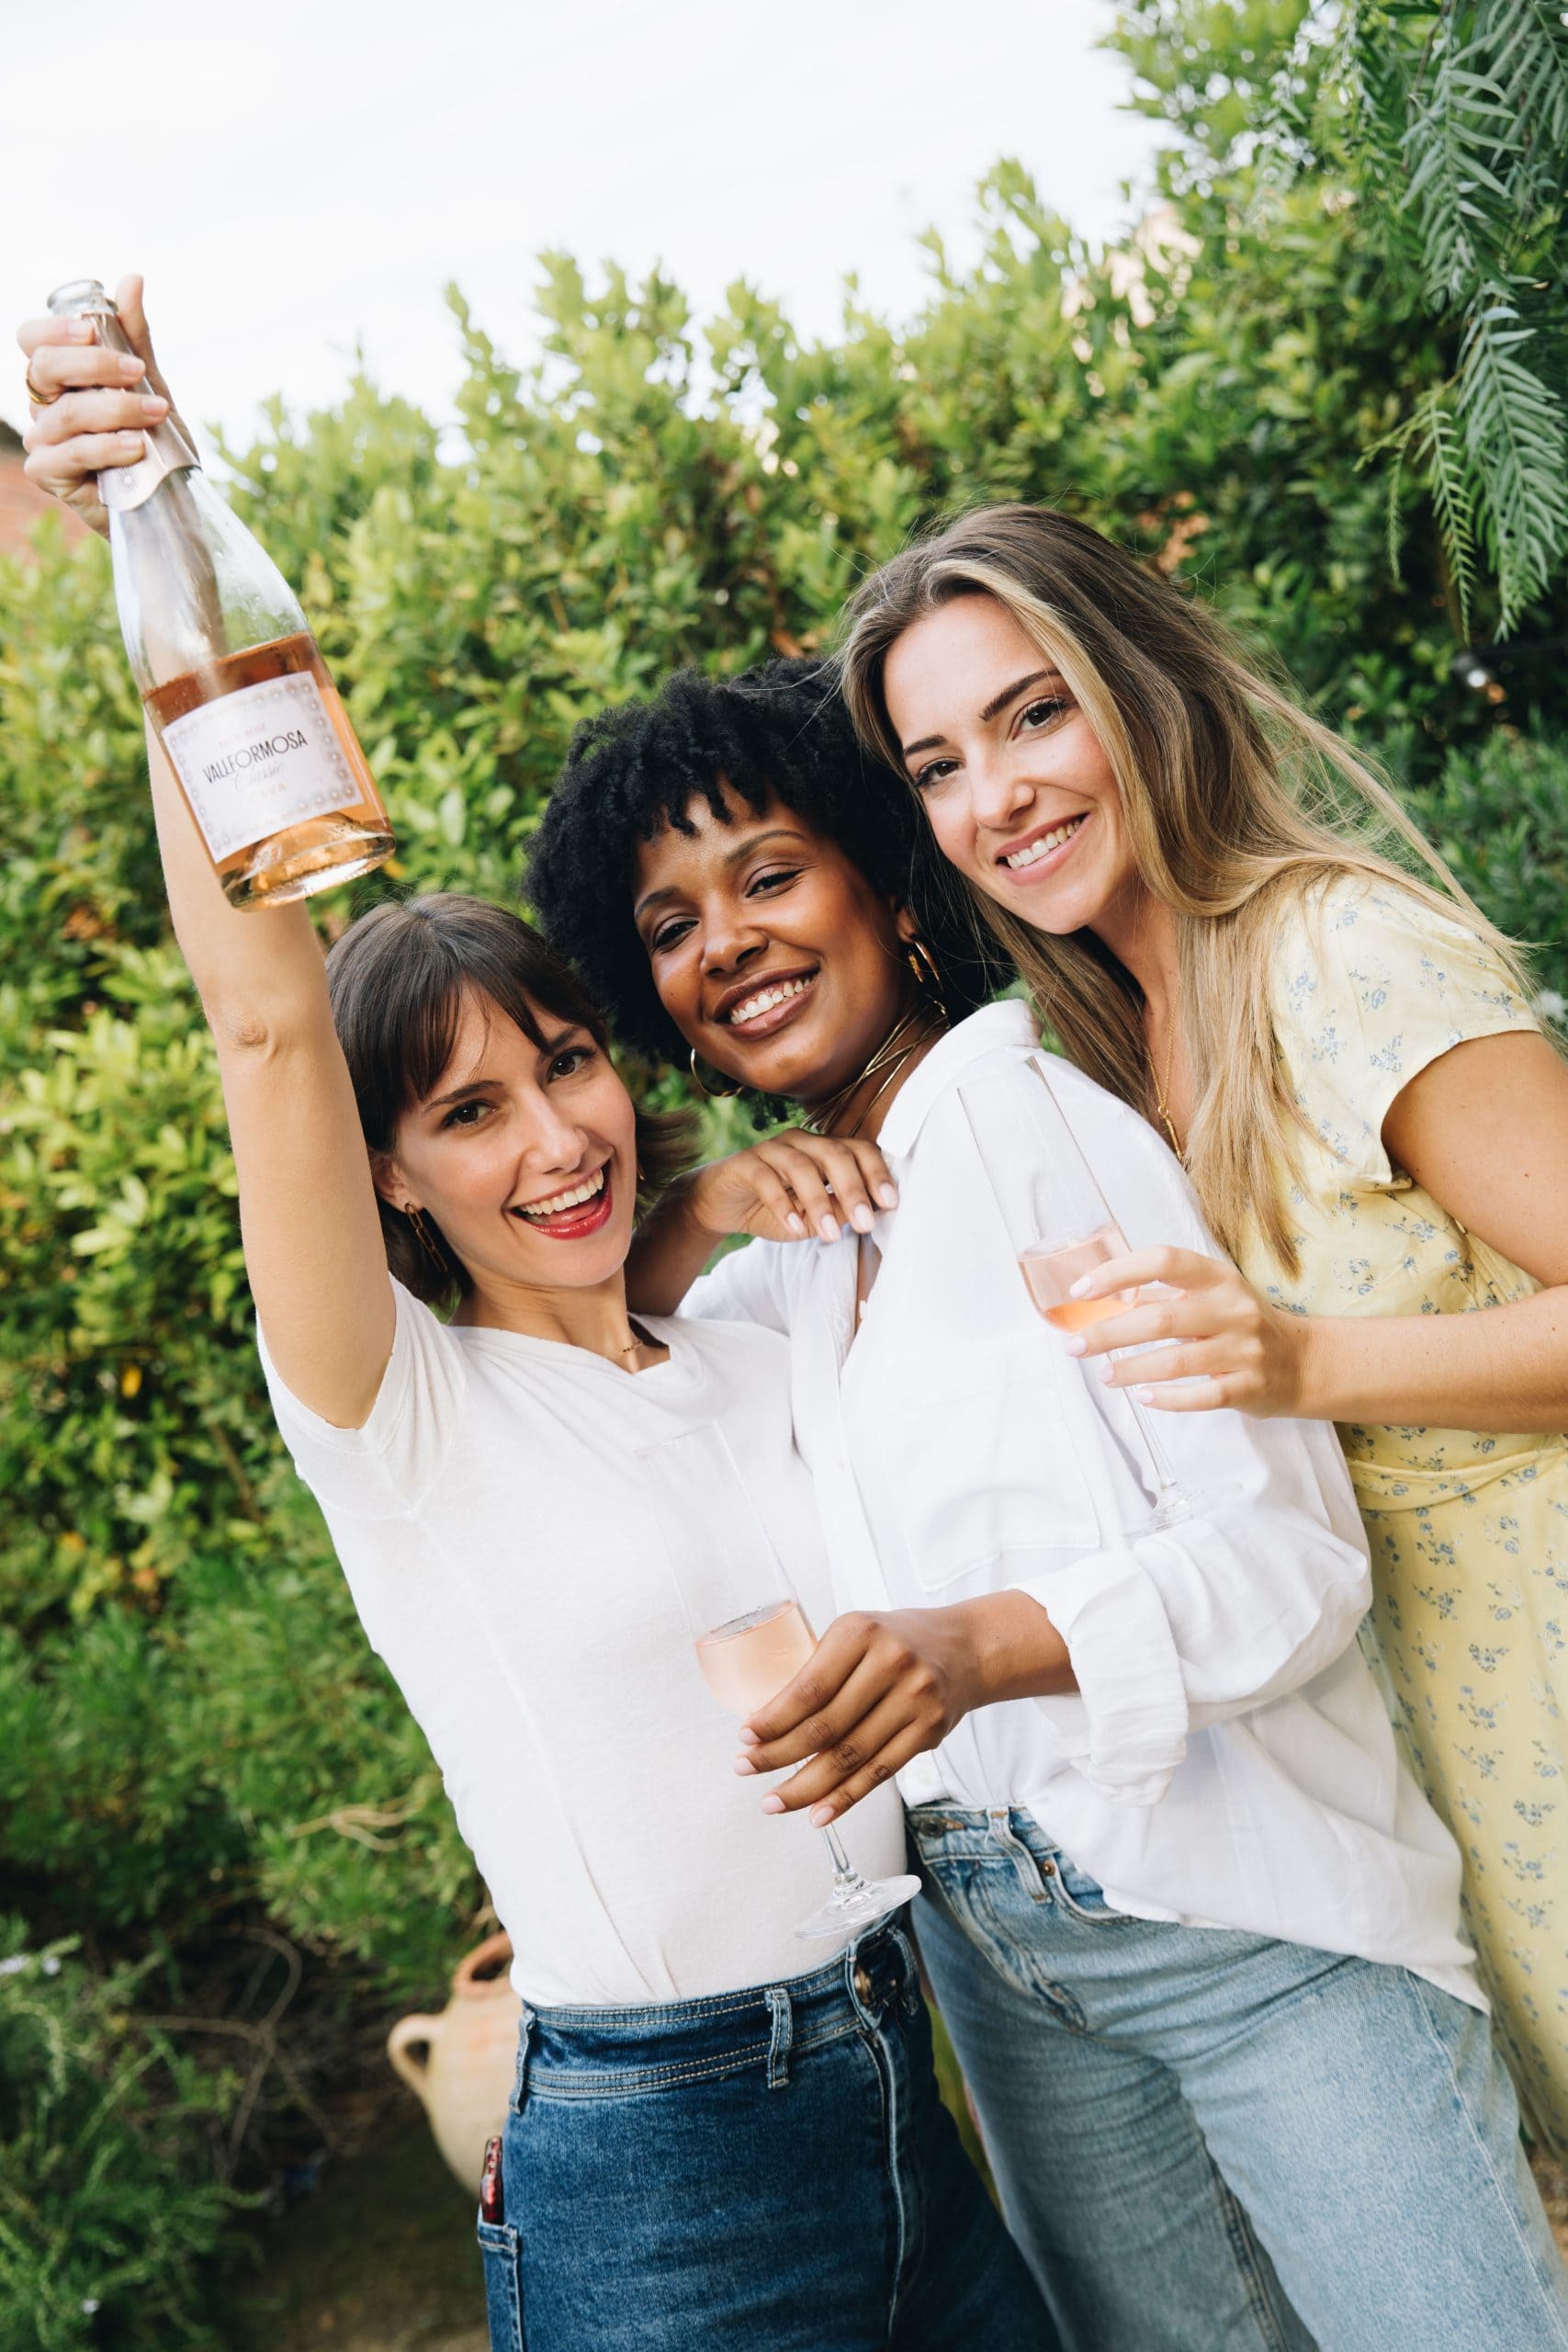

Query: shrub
[0,1925,242,2352]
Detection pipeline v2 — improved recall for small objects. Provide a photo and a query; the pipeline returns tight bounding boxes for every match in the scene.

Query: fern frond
[1402,37,1517,303]
[1410,387,1479,636]
[1458,290,1568,628]
[1478,0,1568,197]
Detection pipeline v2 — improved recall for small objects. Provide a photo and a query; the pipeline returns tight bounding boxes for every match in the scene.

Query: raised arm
[145,728,394,1425]
[21,288,393,1426]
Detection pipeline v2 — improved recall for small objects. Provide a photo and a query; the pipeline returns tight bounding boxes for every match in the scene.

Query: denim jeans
[908,1804,1568,2352]
[476,1919,1055,2351]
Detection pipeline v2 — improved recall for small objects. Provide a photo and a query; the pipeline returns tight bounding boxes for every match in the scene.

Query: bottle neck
[47,280,199,514]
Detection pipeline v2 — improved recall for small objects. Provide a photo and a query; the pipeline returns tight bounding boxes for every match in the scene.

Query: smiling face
[883,592,1142,943]
[630,784,919,1108]
[377,988,639,1307]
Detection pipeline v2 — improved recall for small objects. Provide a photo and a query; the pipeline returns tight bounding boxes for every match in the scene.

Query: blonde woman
[839,503,1568,2154]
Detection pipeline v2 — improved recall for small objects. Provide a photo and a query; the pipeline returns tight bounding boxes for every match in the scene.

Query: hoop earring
[405,1205,448,1269]
[904,935,949,1023]
[688,1046,742,1100]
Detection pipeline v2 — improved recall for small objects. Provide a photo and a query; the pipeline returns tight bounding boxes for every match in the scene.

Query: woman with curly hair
[529,657,1568,2352]
[836,503,1568,2164]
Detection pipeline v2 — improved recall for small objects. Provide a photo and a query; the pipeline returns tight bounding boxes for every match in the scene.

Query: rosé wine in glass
[696,1600,817,1718]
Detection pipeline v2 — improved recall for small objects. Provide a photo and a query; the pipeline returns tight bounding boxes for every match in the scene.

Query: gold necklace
[1149,1016,1184,1159]
[803,1003,946,1140]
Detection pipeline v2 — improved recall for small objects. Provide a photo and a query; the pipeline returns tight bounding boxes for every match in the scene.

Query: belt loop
[886,1922,921,2016]
[763,1984,793,2090]
[509,2001,536,2115]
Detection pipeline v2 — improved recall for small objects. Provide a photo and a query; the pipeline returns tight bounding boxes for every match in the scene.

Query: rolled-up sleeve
[1014,1441,1372,1806]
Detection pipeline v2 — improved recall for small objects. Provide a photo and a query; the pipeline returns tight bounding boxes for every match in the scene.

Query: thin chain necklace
[1148,1013,1184,1159]
[803,1003,946,1140]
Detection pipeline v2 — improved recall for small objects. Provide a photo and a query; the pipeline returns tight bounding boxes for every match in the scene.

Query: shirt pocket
[871,1336,1100,1594]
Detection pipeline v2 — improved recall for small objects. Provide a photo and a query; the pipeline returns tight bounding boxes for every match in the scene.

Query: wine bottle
[48,280,395,910]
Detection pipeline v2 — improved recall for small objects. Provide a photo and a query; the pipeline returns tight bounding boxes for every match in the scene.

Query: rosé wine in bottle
[47,279,394,910]
[695,1599,816,1718]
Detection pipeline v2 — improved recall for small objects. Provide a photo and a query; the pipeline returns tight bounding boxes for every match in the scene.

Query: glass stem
[821,1825,863,1887]
[1122,1385,1181,1499]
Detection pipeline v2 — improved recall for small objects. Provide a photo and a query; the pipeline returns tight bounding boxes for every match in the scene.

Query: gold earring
[904,935,949,1021]
[405,1205,447,1268]
[688,1046,742,1100]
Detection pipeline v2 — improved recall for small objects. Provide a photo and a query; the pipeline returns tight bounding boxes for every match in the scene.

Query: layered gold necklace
[802,1003,947,1140]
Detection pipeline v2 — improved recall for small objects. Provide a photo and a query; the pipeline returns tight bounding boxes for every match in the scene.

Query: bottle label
[161,670,358,861]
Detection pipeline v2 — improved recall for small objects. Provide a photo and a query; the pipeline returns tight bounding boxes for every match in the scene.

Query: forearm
[625,1177,722,1315]
[1294,1289,1568,1433]
[146,722,328,1036]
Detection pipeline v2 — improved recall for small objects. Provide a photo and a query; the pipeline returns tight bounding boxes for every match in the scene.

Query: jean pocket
[478,2217,524,2352]
[1043,1852,1130,1928]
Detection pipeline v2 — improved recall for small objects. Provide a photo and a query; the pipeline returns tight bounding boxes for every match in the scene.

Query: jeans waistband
[510,1921,920,2107]
[907,1802,1055,1860]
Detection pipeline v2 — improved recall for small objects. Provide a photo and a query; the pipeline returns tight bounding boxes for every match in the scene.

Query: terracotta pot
[387,1930,522,2192]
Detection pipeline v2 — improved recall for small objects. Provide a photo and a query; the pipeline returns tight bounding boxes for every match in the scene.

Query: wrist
[682,1169,730,1240]
[951,1590,1071,1705]
[1289,1314,1340,1420]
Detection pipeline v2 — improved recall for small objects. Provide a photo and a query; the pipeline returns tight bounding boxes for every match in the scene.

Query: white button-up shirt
[686,1001,1480,2007]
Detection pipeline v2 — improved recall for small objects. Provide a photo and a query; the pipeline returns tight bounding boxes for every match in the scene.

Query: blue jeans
[908,1804,1568,2352]
[477,1919,1055,2351]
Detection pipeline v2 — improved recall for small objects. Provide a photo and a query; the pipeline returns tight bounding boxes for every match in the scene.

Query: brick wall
[0,420,90,557]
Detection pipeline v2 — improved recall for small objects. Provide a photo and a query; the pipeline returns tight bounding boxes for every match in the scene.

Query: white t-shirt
[257,1281,908,2007]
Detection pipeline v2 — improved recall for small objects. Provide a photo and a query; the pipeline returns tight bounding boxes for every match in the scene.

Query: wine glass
[957,1054,1235,1532]
[637,1422,920,1941]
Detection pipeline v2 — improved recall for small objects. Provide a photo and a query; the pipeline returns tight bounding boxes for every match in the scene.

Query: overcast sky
[4,0,1156,455]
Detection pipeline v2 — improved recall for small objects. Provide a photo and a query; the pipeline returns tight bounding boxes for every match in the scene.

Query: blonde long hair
[838,503,1532,1272]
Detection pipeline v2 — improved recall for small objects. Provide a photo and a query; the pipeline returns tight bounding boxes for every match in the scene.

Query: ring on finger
[24,365,59,407]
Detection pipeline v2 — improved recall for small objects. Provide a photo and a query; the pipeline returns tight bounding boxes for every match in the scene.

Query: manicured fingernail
[876,1183,897,1207]
[786,1213,806,1237]
[809,1804,835,1828]
[1069,1273,1092,1298]
[818,1215,840,1242]
[737,1726,759,1747]
[851,1204,873,1233]
[761,1793,785,1815]
[141,396,166,415]
[733,1755,757,1776]
[116,432,144,447]
[1098,1362,1116,1384]
[1064,1336,1086,1357]
[1135,1386,1156,1406]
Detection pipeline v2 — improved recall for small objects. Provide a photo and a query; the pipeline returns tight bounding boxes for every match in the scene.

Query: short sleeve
[256,1276,467,1519]
[681,1235,796,1338]
[1270,877,1540,1189]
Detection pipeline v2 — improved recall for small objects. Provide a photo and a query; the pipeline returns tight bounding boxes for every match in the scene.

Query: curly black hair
[526,657,1007,1069]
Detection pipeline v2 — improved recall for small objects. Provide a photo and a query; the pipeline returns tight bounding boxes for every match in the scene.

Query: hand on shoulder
[687,1133,897,1247]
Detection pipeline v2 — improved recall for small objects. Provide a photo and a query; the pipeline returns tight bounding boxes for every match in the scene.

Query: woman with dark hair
[836,502,1568,2156]
[529,655,1568,2352]
[19,296,1056,2352]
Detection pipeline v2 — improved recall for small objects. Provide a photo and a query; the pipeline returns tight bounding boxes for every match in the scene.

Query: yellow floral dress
[1238,874,1568,2152]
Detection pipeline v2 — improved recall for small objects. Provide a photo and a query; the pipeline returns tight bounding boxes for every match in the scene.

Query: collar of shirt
[875,997,1037,1166]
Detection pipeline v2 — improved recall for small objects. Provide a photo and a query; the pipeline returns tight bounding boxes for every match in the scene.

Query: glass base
[794,1871,921,1942]
[1121,1478,1240,1534]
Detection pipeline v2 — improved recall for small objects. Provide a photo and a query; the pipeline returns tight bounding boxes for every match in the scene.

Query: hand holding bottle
[18,274,394,907]
[17,275,176,535]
